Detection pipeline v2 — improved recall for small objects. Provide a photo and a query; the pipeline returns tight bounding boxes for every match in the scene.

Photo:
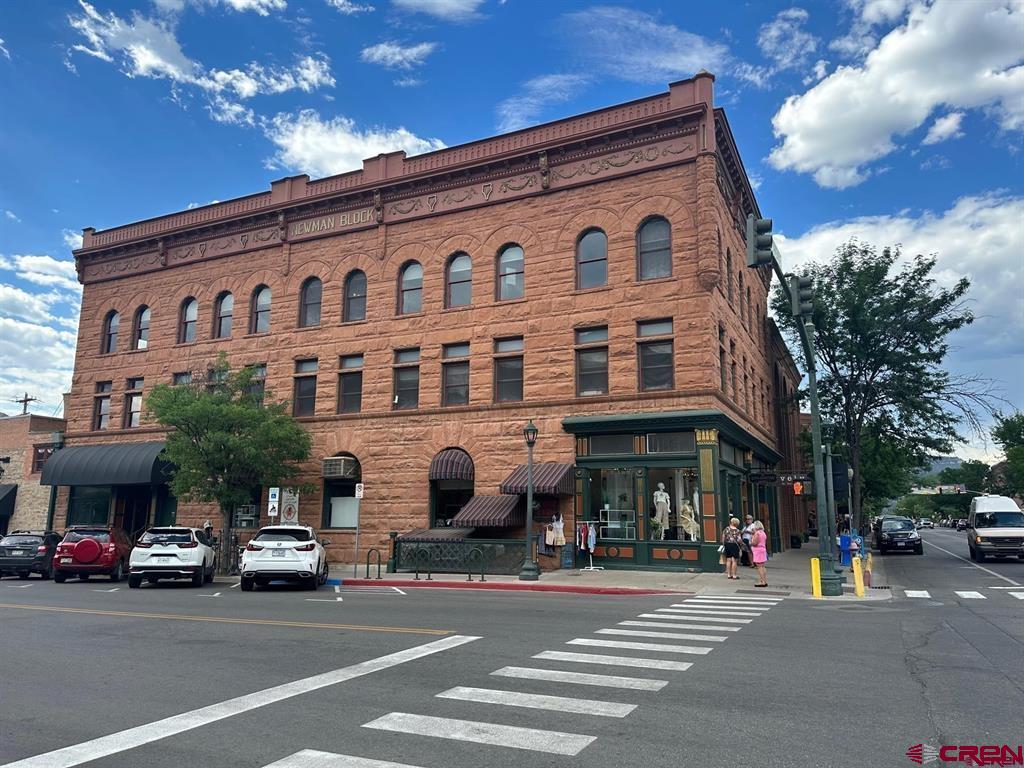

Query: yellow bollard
[851,556,865,598]
[810,556,822,598]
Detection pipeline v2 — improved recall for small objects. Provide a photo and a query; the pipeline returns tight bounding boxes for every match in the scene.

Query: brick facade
[0,414,66,533]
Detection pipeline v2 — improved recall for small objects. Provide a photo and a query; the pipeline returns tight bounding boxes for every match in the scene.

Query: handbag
[717,545,725,553]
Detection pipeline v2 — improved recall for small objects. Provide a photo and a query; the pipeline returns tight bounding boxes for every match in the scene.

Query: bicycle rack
[413,547,433,581]
[365,548,383,580]
[466,547,486,582]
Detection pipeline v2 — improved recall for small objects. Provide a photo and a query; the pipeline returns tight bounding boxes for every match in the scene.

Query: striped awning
[397,527,475,543]
[500,462,575,496]
[429,448,474,481]
[451,495,524,528]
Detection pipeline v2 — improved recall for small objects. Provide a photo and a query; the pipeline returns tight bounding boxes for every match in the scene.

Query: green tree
[772,241,1001,527]
[936,459,990,491]
[146,357,313,537]
[991,411,1024,498]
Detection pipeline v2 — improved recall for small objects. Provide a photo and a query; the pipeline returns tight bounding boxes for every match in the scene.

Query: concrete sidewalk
[336,538,891,600]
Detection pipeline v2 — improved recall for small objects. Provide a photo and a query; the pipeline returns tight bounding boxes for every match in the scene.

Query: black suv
[0,531,62,579]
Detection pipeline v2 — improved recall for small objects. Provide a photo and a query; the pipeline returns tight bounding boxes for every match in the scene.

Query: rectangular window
[338,355,363,414]
[442,361,469,406]
[205,368,228,392]
[575,327,608,345]
[584,467,636,539]
[395,348,420,364]
[124,378,144,428]
[172,372,192,386]
[293,359,317,417]
[718,325,728,392]
[637,319,673,391]
[494,337,524,354]
[638,319,673,337]
[589,434,634,455]
[394,366,419,410]
[442,342,470,359]
[32,445,54,473]
[646,431,697,453]
[93,381,111,431]
[246,364,266,400]
[575,326,609,397]
[494,356,523,402]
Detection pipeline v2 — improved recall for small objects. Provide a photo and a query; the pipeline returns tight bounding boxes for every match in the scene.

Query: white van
[966,495,1024,562]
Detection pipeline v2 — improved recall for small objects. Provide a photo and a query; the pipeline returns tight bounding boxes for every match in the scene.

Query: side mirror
[321,538,331,546]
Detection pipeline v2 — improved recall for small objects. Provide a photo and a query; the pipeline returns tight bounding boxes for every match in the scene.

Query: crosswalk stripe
[954,591,986,599]
[669,605,765,615]
[654,610,752,623]
[436,686,636,718]
[684,599,778,607]
[904,590,931,598]
[567,638,712,655]
[262,749,425,768]
[1010,592,1024,600]
[625,620,741,632]
[636,614,742,630]
[595,628,727,642]
[691,595,780,602]
[533,650,693,671]
[362,713,596,756]
[491,666,669,691]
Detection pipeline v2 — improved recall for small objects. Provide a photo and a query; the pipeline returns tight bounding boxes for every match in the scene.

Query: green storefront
[563,410,783,572]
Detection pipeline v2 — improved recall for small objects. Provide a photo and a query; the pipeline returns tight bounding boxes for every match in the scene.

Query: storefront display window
[646,468,700,541]
[585,468,636,539]
[590,434,634,455]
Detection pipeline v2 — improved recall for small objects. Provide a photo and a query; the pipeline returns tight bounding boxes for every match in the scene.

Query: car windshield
[141,529,193,544]
[254,529,312,542]
[882,520,914,532]
[64,530,111,543]
[1,535,42,546]
[975,511,1024,528]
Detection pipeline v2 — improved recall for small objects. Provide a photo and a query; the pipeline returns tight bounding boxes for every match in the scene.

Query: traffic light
[788,275,814,317]
[793,481,803,495]
[746,214,774,267]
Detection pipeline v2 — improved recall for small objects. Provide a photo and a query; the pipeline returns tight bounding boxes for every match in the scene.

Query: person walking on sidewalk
[741,515,755,567]
[751,520,769,587]
[722,518,742,580]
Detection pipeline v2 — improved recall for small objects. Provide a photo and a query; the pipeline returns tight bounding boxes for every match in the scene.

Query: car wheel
[54,571,66,583]
[128,575,142,589]
[204,561,214,583]
[240,576,254,592]
[191,568,204,587]
[109,561,123,582]
[319,561,329,586]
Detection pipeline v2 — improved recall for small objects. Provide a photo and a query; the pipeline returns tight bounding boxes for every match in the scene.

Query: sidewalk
[336,538,891,600]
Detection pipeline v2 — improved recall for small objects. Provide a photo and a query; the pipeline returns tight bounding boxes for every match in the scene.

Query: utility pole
[14,393,37,415]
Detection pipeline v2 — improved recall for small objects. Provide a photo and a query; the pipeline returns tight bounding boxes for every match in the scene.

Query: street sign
[268,487,280,518]
[281,488,299,524]
[748,472,778,484]
[267,504,278,517]
[779,473,812,484]
[355,483,364,499]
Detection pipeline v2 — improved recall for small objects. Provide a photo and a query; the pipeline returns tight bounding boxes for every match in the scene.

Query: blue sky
[0,0,1021,460]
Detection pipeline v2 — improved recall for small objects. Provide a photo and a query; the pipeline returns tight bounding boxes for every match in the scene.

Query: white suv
[128,527,216,588]
[240,525,329,591]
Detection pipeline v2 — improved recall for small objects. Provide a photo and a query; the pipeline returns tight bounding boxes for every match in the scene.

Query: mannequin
[678,499,700,541]
[652,482,671,540]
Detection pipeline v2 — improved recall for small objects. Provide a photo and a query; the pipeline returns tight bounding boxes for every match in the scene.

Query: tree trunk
[850,441,863,532]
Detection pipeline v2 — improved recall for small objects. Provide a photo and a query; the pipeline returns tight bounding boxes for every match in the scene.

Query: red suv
[54,527,133,583]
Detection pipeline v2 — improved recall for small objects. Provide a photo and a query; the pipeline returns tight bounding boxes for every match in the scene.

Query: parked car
[239,525,329,591]
[876,517,923,555]
[955,518,969,531]
[53,527,133,583]
[966,495,1024,562]
[873,515,904,534]
[0,531,61,579]
[917,519,935,529]
[128,527,216,588]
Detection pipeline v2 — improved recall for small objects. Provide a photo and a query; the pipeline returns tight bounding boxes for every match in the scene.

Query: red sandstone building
[45,73,803,573]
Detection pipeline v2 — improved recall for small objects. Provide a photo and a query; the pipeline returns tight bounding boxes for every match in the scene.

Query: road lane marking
[5,584,32,589]
[91,588,120,593]
[263,750,426,768]
[533,650,693,671]
[922,540,1022,586]
[229,583,241,589]
[668,605,765,615]
[635,615,742,630]
[654,610,751,623]
[0,635,480,768]
[954,591,986,599]
[306,598,345,603]
[595,628,727,642]
[566,638,712,655]
[692,595,779,602]
[196,593,221,598]
[904,590,931,598]
[0,604,450,636]
[362,713,595,756]
[1010,592,1024,600]
[490,666,668,691]
[623,620,741,632]
[683,600,778,608]
[436,686,636,717]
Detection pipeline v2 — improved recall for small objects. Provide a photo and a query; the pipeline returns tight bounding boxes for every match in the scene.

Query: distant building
[0,414,66,534]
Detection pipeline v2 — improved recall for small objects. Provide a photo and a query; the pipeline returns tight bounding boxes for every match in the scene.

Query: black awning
[428,448,474,482]
[0,484,17,518]
[41,442,170,487]
[500,462,575,496]
[451,495,524,528]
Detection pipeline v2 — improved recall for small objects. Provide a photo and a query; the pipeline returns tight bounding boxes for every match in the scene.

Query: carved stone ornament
[373,190,384,224]
[539,150,550,189]
[389,198,422,216]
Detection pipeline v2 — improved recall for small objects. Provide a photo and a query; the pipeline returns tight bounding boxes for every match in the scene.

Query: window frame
[398,261,423,315]
[123,377,144,429]
[299,277,323,328]
[337,354,363,414]
[575,228,608,291]
[493,337,524,404]
[574,325,609,397]
[343,270,367,323]
[101,311,119,354]
[250,285,271,334]
[32,445,54,474]
[214,292,234,339]
[179,298,198,344]
[292,359,318,417]
[132,306,150,351]
[636,216,672,281]
[496,243,525,301]
[441,343,470,407]
[637,319,675,392]
[445,252,473,309]
[393,349,420,410]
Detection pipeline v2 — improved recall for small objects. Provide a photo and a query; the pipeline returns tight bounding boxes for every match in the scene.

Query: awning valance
[429,448,474,482]
[0,484,17,519]
[41,442,170,487]
[451,495,524,528]
[397,527,475,543]
[500,462,575,496]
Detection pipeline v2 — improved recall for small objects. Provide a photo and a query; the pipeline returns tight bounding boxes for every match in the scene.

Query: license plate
[12,550,25,556]
[156,556,171,563]
[272,549,286,557]
[897,542,906,547]
[61,557,72,563]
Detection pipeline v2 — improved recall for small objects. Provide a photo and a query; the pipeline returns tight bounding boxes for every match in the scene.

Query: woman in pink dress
[751,520,769,587]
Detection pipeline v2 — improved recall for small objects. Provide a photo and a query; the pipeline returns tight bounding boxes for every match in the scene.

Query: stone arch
[619,194,695,236]
[554,206,622,255]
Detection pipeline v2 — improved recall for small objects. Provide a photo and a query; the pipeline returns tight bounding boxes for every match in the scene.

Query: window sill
[636,275,675,286]
[395,311,426,320]
[340,319,368,327]
[495,296,528,305]
[573,285,614,296]
[440,305,473,314]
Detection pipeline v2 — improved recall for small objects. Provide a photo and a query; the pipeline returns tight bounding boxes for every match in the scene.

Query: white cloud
[922,111,965,145]
[0,285,67,324]
[62,229,84,250]
[360,41,436,70]
[391,0,483,22]
[496,74,590,132]
[220,0,286,14]
[326,0,374,13]
[831,0,912,58]
[4,210,19,223]
[393,76,423,87]
[758,8,819,73]
[0,316,78,407]
[0,37,10,60]
[0,254,81,292]
[802,58,829,85]
[262,109,446,177]
[769,1,1024,188]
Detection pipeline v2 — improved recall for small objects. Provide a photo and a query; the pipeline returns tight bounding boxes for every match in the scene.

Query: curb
[337,577,687,596]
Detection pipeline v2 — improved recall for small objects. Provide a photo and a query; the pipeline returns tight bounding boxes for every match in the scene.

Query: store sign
[281,488,299,524]
[748,472,778,484]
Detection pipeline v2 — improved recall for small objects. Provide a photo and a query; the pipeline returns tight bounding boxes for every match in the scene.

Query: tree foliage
[772,240,1001,524]
[146,357,312,522]
[991,411,1024,499]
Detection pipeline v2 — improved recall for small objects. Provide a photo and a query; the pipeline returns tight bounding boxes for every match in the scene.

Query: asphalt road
[0,531,1021,768]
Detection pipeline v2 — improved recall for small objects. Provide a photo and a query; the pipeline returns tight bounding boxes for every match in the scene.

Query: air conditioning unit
[322,456,360,479]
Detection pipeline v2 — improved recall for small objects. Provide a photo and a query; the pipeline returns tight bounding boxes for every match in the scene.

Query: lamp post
[519,420,540,581]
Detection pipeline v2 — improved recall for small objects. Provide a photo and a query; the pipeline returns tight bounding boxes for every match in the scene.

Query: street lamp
[519,420,540,581]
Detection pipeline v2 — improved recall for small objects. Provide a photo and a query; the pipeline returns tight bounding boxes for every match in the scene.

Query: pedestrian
[721,517,742,580]
[751,520,769,587]
[741,515,755,567]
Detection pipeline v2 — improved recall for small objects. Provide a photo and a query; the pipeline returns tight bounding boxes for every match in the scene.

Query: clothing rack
[576,522,604,572]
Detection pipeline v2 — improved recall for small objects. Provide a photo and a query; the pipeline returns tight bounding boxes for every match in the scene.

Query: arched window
[398,261,423,315]
[101,311,119,354]
[746,286,752,331]
[576,228,607,290]
[637,216,671,280]
[179,298,198,343]
[132,306,150,350]
[299,277,322,328]
[343,270,366,322]
[250,286,271,334]
[726,250,734,302]
[738,273,745,326]
[496,244,525,300]
[445,253,472,308]
[214,292,233,339]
